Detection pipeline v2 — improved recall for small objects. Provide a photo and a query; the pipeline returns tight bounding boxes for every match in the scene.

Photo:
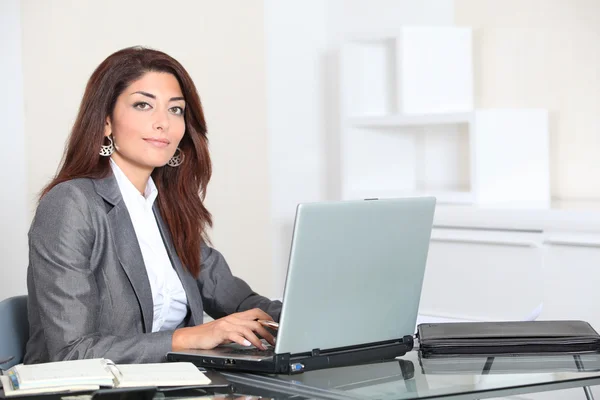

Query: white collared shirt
[110,159,188,332]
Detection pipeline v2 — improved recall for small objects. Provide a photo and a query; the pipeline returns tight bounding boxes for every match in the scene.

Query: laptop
[168,197,436,374]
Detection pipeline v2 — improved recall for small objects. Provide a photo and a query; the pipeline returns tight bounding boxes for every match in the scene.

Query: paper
[1,375,100,397]
[10,359,114,389]
[114,362,211,387]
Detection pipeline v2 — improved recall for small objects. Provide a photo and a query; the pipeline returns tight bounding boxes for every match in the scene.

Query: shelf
[433,202,600,233]
[348,113,472,127]
[343,189,474,204]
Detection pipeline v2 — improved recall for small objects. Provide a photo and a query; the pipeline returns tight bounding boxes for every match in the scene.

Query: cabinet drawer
[419,228,544,321]
[541,237,600,331]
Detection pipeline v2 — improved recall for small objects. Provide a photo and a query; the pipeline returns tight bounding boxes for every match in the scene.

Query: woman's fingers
[228,332,252,347]
[206,309,279,350]
[222,318,275,349]
[176,313,277,351]
[257,327,276,346]
[238,327,266,349]
[240,320,276,346]
[239,308,273,322]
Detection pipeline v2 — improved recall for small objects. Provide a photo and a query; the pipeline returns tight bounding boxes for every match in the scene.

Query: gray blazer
[24,174,281,364]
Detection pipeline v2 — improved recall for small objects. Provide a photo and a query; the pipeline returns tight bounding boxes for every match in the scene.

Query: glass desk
[223,351,600,400]
[4,353,600,399]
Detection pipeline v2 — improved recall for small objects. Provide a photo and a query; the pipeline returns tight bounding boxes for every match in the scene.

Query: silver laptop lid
[275,197,436,355]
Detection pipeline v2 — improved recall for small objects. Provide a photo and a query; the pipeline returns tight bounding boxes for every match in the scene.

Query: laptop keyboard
[227,343,275,356]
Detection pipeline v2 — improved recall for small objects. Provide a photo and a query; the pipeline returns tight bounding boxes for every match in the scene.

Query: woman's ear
[104,117,112,137]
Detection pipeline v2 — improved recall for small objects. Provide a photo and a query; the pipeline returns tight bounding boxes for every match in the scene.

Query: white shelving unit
[341,27,473,117]
[348,112,472,127]
[340,118,473,204]
[339,27,551,206]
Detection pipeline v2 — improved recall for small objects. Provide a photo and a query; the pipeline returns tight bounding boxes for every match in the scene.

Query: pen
[257,320,279,329]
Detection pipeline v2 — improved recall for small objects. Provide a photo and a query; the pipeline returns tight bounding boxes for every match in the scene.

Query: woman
[24,47,281,364]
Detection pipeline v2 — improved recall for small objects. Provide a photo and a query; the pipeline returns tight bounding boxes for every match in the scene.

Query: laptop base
[167,336,414,374]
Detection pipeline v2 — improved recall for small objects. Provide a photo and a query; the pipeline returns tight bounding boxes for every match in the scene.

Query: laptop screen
[275,197,436,355]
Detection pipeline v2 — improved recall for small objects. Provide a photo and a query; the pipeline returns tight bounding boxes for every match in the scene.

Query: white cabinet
[341,27,473,117]
[471,110,550,207]
[419,227,544,321]
[540,232,600,329]
[414,210,600,400]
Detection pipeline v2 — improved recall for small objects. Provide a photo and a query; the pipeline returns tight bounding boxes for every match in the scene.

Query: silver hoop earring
[167,147,184,167]
[99,135,114,156]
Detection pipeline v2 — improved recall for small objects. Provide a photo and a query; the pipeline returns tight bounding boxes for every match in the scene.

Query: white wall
[6,0,456,301]
[455,0,600,201]
[11,0,596,305]
[265,0,455,297]
[264,0,329,298]
[0,0,28,298]
[5,0,273,298]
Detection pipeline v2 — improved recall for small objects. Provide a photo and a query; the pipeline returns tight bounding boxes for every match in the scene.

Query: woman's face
[106,71,186,174]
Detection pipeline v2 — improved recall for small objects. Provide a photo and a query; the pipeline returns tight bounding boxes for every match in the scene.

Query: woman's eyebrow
[131,91,184,102]
[131,90,155,99]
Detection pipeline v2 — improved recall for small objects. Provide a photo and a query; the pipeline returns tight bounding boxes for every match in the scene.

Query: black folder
[417,320,600,357]
[418,352,600,375]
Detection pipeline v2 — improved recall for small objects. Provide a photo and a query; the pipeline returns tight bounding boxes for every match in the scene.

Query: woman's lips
[143,138,170,148]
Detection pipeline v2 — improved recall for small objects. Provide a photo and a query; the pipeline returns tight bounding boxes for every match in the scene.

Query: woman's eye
[133,102,152,110]
[170,106,184,115]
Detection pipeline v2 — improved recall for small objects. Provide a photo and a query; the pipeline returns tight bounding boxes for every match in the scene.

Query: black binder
[418,352,600,375]
[417,320,600,357]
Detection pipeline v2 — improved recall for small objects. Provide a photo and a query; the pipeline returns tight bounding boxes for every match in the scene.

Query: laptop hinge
[311,348,321,357]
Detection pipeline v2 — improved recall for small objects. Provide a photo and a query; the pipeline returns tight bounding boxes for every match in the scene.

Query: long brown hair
[42,46,212,277]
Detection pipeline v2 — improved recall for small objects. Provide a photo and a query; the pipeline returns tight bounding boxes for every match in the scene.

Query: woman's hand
[172,308,276,351]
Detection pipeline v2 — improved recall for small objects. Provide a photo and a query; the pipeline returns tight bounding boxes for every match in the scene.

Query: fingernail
[274,337,277,343]
[243,339,252,346]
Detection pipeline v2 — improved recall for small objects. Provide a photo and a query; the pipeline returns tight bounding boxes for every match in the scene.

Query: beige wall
[455,0,600,201]
[21,0,274,296]
[1,0,28,298]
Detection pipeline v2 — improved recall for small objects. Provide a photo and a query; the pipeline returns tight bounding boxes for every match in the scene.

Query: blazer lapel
[93,175,155,333]
[153,204,204,326]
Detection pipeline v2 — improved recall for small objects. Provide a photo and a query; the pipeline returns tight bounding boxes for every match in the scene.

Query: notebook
[0,358,210,397]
